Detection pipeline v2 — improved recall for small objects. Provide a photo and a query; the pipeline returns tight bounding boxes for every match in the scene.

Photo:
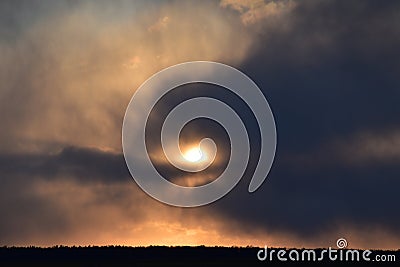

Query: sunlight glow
[183,147,203,162]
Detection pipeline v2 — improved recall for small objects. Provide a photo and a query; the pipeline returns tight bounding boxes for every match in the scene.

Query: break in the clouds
[0,0,399,249]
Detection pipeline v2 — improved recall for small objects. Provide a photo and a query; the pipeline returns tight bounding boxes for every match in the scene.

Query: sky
[0,0,399,249]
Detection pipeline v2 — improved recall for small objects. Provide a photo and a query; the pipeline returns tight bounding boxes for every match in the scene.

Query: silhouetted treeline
[0,246,398,266]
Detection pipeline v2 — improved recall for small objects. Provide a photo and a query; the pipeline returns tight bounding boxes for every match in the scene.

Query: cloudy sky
[0,0,399,249]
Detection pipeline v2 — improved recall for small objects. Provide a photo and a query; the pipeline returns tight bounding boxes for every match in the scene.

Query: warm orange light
[183,147,203,162]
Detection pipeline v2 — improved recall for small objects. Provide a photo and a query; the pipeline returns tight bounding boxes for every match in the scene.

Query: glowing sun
[183,147,203,162]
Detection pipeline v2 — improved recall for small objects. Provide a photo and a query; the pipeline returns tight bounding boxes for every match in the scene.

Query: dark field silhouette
[0,246,398,266]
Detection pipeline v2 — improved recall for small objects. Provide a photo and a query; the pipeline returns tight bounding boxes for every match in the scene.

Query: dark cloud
[0,147,129,184]
[0,146,172,245]
[208,0,400,242]
[243,0,400,151]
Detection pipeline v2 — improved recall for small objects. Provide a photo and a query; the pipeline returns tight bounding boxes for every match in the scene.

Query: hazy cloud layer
[221,0,296,25]
[0,0,253,153]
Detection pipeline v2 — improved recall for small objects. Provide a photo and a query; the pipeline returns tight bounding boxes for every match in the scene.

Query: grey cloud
[0,146,129,184]
[206,0,400,242]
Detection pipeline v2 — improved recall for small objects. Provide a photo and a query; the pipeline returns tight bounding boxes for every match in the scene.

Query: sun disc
[184,147,203,162]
